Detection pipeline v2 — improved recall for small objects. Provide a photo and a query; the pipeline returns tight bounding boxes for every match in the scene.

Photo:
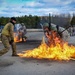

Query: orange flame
[14,32,26,42]
[18,31,75,60]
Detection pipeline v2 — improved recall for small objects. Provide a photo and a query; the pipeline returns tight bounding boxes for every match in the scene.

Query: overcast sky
[0,0,75,17]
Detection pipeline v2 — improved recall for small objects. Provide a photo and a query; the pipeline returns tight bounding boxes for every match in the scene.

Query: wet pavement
[0,32,75,75]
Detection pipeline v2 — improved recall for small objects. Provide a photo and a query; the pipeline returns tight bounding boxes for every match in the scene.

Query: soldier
[0,17,18,56]
[18,23,27,42]
[43,23,62,46]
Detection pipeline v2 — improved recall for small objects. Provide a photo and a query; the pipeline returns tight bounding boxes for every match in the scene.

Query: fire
[18,31,75,61]
[14,32,26,42]
[18,38,75,60]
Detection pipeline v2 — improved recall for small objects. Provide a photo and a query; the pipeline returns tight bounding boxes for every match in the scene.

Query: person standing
[0,17,18,56]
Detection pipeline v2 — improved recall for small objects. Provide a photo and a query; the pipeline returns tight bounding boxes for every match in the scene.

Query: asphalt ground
[0,32,75,75]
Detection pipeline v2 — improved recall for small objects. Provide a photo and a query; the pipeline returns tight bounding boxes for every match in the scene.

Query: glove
[9,40,14,44]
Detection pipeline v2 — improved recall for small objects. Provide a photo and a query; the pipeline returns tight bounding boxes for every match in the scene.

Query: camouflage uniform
[43,23,60,46]
[0,22,17,56]
[18,24,27,42]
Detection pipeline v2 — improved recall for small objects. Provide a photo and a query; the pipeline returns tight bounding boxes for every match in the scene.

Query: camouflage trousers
[0,34,17,56]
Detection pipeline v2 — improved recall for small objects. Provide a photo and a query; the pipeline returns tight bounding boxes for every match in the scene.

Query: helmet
[21,23,24,26]
[43,23,49,27]
[11,17,16,21]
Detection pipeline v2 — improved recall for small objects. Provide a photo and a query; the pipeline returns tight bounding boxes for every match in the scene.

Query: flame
[18,31,75,61]
[14,32,26,42]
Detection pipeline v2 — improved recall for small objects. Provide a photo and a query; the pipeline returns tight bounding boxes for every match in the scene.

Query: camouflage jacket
[1,22,14,40]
